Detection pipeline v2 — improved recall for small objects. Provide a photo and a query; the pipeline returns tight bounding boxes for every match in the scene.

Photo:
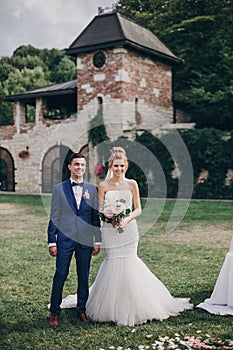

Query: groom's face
[68,157,86,180]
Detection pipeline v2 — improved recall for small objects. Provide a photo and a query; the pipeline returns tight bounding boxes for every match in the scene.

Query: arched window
[97,96,103,105]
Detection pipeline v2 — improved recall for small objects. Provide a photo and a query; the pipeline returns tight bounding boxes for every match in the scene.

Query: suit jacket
[47,179,101,247]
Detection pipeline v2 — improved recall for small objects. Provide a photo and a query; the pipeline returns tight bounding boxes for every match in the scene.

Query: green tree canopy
[0,45,76,124]
[3,67,49,95]
[52,56,77,83]
[117,0,233,129]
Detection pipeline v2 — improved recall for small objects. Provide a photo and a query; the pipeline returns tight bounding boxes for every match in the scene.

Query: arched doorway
[42,145,73,193]
[41,144,89,193]
[0,147,15,191]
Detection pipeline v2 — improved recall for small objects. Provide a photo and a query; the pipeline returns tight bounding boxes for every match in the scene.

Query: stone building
[0,10,192,194]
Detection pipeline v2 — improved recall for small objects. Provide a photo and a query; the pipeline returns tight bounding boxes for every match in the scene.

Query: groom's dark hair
[68,152,85,164]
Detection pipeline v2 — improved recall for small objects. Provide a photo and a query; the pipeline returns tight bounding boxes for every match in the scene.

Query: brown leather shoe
[79,312,91,323]
[49,314,59,327]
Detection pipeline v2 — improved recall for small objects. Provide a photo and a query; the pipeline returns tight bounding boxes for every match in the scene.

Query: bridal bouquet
[99,198,131,233]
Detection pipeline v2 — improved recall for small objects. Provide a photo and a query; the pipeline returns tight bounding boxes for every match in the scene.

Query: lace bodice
[104,189,132,210]
[102,190,138,255]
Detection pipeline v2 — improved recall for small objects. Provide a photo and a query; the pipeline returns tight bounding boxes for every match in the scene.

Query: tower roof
[66,11,182,66]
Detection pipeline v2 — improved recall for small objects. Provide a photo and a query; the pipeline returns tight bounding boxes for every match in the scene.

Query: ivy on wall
[88,106,110,180]
[88,108,109,147]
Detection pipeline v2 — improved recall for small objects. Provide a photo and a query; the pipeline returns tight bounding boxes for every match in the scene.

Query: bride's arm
[119,180,142,227]
[128,179,142,220]
[98,181,106,212]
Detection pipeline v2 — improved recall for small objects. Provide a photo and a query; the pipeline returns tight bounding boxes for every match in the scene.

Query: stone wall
[0,117,90,193]
[78,48,173,113]
[77,47,174,139]
[0,47,182,194]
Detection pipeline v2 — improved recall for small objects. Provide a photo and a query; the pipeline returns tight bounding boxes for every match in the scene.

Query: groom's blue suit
[48,179,101,316]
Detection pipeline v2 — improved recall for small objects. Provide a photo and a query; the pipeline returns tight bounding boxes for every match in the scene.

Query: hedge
[131,128,233,199]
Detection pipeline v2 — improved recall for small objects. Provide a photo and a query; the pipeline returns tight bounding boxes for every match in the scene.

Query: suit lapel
[62,179,78,214]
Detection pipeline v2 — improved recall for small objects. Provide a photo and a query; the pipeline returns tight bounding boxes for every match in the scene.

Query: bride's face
[111,159,127,177]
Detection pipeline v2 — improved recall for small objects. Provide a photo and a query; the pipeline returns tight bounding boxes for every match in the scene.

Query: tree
[3,67,49,94]
[117,0,233,129]
[51,56,76,83]
[13,45,41,58]
[0,57,16,82]
[39,48,76,83]
[0,45,77,124]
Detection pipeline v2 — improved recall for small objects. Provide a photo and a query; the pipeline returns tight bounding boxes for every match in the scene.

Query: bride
[62,146,193,326]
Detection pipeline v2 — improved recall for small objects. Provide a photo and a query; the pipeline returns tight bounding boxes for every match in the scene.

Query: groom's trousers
[50,240,93,316]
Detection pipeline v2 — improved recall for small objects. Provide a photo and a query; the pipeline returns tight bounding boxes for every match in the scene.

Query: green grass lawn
[0,194,232,349]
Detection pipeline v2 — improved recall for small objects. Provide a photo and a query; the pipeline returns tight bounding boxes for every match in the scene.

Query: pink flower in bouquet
[114,204,123,215]
[99,198,131,233]
[104,208,114,218]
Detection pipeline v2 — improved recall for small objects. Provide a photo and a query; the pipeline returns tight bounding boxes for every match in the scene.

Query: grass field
[0,194,232,349]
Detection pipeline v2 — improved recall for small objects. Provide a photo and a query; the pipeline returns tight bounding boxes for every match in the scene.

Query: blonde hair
[108,147,128,170]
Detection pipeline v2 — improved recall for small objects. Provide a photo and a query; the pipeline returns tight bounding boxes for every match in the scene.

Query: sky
[0,0,117,57]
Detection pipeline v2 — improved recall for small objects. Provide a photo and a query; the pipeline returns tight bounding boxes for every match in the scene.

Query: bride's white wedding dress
[61,190,193,326]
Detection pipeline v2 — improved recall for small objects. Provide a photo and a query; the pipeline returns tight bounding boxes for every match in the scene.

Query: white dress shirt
[71,178,83,209]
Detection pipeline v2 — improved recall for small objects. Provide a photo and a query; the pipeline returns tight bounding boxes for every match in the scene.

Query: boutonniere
[83,189,90,200]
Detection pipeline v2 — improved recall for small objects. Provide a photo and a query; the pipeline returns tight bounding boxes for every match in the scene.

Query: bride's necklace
[109,178,125,190]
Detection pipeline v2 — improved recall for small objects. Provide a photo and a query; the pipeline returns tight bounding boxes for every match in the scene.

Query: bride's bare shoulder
[98,180,110,191]
[126,179,137,187]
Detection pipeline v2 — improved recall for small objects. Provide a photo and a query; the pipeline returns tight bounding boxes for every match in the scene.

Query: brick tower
[66,11,182,138]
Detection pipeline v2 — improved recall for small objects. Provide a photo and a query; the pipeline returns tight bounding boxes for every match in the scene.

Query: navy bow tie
[72,182,83,187]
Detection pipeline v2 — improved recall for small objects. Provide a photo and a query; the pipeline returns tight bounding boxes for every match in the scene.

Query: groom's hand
[49,246,57,257]
[92,246,100,256]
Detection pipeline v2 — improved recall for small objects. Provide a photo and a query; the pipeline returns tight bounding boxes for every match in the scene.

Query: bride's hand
[118,217,130,228]
[111,217,130,228]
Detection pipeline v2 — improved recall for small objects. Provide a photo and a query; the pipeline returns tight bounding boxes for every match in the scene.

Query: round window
[93,51,106,68]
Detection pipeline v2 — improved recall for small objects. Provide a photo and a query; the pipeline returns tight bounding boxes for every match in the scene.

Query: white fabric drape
[197,237,233,315]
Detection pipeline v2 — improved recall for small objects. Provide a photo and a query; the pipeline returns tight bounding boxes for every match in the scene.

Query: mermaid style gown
[61,190,193,326]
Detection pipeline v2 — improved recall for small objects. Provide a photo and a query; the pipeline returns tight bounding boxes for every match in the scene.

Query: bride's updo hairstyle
[108,147,128,171]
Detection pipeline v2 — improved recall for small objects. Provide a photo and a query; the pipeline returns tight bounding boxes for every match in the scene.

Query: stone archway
[41,144,90,193]
[42,145,73,193]
[0,147,15,192]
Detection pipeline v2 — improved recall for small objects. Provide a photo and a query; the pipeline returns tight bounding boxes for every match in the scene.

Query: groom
[48,152,101,327]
